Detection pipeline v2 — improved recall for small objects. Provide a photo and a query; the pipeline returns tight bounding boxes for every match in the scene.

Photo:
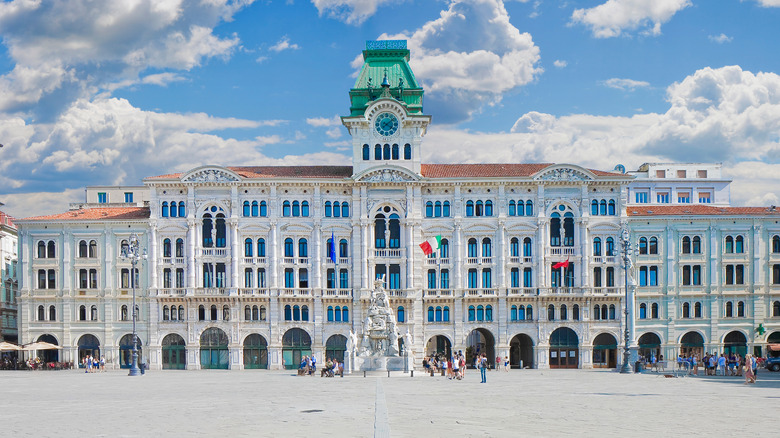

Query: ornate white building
[1,209,18,344]
[15,41,780,370]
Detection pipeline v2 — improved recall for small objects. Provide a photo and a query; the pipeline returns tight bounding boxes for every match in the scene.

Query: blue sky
[2,0,780,218]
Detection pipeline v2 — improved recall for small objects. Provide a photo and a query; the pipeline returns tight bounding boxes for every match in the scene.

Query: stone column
[187,219,196,292]
[230,218,239,294]
[150,223,158,290]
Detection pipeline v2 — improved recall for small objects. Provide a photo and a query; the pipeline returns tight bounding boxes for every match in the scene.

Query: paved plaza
[1,368,777,437]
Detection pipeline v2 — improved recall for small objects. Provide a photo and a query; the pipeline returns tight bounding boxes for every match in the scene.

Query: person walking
[744,354,755,384]
[717,354,726,376]
[479,354,487,383]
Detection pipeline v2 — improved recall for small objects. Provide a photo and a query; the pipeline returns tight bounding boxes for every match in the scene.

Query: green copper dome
[349,40,424,117]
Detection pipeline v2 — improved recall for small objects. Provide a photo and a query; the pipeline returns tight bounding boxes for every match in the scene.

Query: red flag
[552,259,569,269]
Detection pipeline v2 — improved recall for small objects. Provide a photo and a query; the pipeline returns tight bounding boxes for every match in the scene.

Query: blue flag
[329,231,337,263]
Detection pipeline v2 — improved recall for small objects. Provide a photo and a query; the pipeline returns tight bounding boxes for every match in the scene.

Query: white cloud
[603,78,650,91]
[708,33,733,44]
[141,72,186,86]
[311,0,400,25]
[269,36,300,52]
[0,0,252,119]
[255,55,268,63]
[377,0,542,123]
[553,60,567,68]
[571,0,691,38]
[755,0,780,6]
[419,65,780,207]
[325,127,342,139]
[306,115,341,127]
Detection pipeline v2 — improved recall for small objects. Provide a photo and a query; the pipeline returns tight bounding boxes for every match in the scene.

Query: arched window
[600,200,607,216]
[251,201,258,217]
[517,200,525,216]
[257,239,266,257]
[404,144,411,160]
[725,301,733,317]
[327,306,334,322]
[244,238,253,257]
[682,236,691,254]
[477,305,484,321]
[170,202,178,217]
[252,305,259,321]
[694,301,702,318]
[593,237,602,256]
[526,305,533,320]
[468,306,475,322]
[392,144,399,160]
[298,238,308,258]
[509,200,516,216]
[485,200,493,216]
[397,306,405,323]
[510,238,519,257]
[374,144,382,160]
[737,301,745,317]
[609,304,616,320]
[163,306,170,321]
[435,306,442,322]
[302,305,309,321]
[467,238,478,258]
[773,236,780,253]
[591,199,598,216]
[161,202,169,217]
[335,306,342,322]
[37,241,46,258]
[37,305,44,321]
[525,200,533,216]
[91,305,98,321]
[341,202,349,217]
[440,239,450,258]
[443,201,450,217]
[476,200,484,216]
[773,301,780,317]
[259,201,267,217]
[49,305,56,321]
[259,306,266,321]
[547,304,555,321]
[510,305,518,321]
[284,238,294,257]
[692,236,701,253]
[639,237,648,255]
[163,238,171,258]
[485,305,492,321]
[560,304,568,321]
[292,305,300,321]
[434,201,442,217]
[682,302,690,318]
[301,201,309,217]
[425,201,433,217]
[523,238,532,257]
[198,305,205,321]
[639,303,647,319]
[725,236,734,253]
[649,237,658,254]
[244,306,252,321]
[573,304,580,321]
[608,200,616,215]
[292,201,300,217]
[606,237,615,256]
[517,305,525,320]
[48,241,56,258]
[735,236,744,253]
[284,305,292,321]
[210,305,217,321]
[282,201,291,217]
[443,306,449,322]
[651,303,659,319]
[428,306,434,322]
[593,305,600,320]
[383,144,390,160]
[362,144,370,160]
[481,238,492,257]
[466,200,474,217]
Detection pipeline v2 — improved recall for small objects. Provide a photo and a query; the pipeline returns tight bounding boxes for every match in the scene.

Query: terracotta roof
[23,207,150,221]
[0,211,15,228]
[147,163,627,181]
[627,205,780,217]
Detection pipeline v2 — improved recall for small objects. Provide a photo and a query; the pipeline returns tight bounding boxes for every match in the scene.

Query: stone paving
[1,368,777,437]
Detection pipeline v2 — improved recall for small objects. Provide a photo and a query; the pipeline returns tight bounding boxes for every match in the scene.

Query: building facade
[15,41,780,370]
[1,210,18,343]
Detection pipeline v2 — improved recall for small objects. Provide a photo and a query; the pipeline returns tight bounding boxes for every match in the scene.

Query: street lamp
[120,233,146,376]
[619,227,633,374]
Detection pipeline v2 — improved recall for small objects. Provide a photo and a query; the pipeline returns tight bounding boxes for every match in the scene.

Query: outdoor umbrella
[22,342,62,351]
[0,341,21,351]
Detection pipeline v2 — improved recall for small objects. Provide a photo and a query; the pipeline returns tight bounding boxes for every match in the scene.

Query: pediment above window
[534,166,594,182]
[355,166,420,183]
[181,166,241,183]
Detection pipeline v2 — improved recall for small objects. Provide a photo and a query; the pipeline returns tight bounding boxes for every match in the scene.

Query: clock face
[374,112,399,137]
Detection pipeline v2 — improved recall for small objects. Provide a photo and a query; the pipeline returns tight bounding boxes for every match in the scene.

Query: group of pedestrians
[82,355,105,372]
[298,355,316,375]
[676,352,759,383]
[421,351,493,383]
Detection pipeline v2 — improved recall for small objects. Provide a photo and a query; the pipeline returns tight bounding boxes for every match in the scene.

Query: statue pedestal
[353,355,406,371]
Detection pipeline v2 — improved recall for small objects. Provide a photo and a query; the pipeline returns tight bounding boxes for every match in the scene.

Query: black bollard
[411,370,414,377]
[364,370,366,378]
[387,370,390,377]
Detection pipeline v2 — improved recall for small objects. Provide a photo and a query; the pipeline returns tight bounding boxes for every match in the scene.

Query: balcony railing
[281,288,311,297]
[374,249,404,258]
[157,288,186,296]
[426,258,450,265]
[425,289,453,298]
[538,287,583,295]
[243,257,267,264]
[546,247,576,256]
[238,288,270,296]
[194,287,228,295]
[325,258,350,265]
[507,288,536,296]
[199,248,228,257]
[593,287,620,295]
[592,256,616,264]
[323,289,351,297]
[465,289,496,297]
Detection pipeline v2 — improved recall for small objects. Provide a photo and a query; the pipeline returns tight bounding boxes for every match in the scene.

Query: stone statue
[402,329,414,354]
[347,330,358,354]
[355,277,401,357]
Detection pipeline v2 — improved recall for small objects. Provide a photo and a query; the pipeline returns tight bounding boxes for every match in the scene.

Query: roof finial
[381,68,390,88]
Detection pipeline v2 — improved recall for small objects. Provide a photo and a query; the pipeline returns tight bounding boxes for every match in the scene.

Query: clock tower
[342,40,431,178]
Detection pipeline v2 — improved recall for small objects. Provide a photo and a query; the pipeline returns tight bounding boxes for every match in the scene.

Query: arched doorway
[768,331,780,344]
[77,334,100,367]
[509,334,534,369]
[466,328,495,368]
[282,328,311,370]
[325,334,347,363]
[549,327,578,368]
[425,335,451,359]
[200,327,229,369]
[243,334,268,369]
[680,331,704,357]
[592,333,618,368]
[723,331,747,356]
[162,333,186,370]
[119,334,143,369]
[638,332,662,362]
[36,334,59,363]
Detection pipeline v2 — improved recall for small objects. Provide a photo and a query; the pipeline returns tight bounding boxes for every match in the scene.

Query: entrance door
[549,327,579,369]
[509,334,534,369]
[162,333,186,370]
[200,327,229,370]
[243,334,268,369]
[282,328,312,370]
[592,333,618,369]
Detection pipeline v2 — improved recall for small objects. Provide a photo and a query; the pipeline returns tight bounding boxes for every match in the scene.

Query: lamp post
[120,233,146,376]
[619,227,633,374]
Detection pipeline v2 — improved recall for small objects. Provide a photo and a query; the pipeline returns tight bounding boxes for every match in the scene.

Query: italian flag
[420,235,442,256]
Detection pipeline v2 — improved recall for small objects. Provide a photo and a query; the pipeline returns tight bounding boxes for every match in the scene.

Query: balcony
[325,258,350,265]
[281,288,311,297]
[592,287,621,295]
[591,256,617,264]
[507,288,536,296]
[508,257,533,264]
[238,288,270,297]
[538,287,584,295]
[374,248,404,258]
[157,288,186,296]
[546,247,576,256]
[32,258,58,267]
[323,289,351,297]
[464,289,497,297]
[243,257,267,265]
[387,289,409,298]
[194,288,228,296]
[281,257,309,265]
[426,258,450,265]
[425,289,453,298]
[161,257,186,265]
[198,248,229,257]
